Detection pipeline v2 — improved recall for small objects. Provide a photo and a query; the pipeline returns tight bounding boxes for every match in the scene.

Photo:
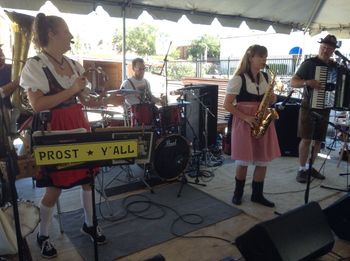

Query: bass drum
[152,135,190,180]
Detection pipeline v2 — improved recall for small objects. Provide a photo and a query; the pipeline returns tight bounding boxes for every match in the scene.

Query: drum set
[85,88,194,181]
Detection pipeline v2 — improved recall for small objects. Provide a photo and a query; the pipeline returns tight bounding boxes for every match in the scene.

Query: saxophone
[5,10,34,116]
[251,65,279,139]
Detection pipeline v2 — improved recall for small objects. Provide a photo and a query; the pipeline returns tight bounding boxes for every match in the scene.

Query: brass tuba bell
[5,10,34,116]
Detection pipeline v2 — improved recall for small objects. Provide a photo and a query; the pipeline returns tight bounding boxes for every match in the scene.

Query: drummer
[121,57,165,107]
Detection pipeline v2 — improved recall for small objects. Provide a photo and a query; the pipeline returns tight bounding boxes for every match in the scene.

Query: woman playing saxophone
[223,44,280,208]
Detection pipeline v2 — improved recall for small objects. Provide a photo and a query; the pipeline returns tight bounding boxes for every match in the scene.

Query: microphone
[334,50,350,63]
[275,90,294,110]
[310,111,323,121]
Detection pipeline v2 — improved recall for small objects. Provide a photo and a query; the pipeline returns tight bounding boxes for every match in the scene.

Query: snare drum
[130,103,157,127]
[152,135,190,180]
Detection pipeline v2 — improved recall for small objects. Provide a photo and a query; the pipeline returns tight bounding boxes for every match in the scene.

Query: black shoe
[311,168,325,180]
[232,195,242,205]
[251,195,275,208]
[81,223,107,245]
[37,233,57,259]
[296,170,307,183]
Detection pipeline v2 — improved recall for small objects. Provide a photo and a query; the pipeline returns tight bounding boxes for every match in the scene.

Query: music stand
[320,121,350,192]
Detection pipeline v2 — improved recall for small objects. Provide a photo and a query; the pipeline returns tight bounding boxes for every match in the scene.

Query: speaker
[235,202,334,261]
[324,193,350,241]
[275,102,300,157]
[184,84,218,150]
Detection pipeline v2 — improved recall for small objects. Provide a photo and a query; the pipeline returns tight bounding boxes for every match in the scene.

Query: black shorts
[297,107,330,141]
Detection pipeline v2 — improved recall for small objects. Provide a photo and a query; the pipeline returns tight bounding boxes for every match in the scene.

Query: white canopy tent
[1,0,350,78]
[1,0,350,37]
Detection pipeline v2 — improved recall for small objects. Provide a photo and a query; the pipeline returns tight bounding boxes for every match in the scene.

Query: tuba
[0,12,38,181]
[5,10,34,116]
[251,65,279,138]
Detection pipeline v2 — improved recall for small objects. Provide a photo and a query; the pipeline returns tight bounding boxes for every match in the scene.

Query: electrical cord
[327,250,348,260]
[97,193,234,244]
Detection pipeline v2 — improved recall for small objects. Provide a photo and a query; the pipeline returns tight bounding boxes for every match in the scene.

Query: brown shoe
[296,170,307,183]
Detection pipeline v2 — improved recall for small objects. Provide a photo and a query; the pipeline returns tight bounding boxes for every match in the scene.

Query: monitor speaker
[235,202,334,261]
[275,102,300,157]
[324,193,350,241]
[184,84,218,150]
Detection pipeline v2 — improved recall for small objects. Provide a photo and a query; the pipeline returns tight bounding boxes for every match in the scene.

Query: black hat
[318,34,339,48]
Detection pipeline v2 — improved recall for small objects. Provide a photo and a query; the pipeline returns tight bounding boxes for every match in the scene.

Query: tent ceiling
[1,0,350,37]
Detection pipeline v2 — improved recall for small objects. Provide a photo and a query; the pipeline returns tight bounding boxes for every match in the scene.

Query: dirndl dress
[30,60,97,189]
[231,102,281,164]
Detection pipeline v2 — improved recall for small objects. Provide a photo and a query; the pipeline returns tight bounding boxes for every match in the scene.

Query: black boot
[251,181,275,208]
[232,178,245,205]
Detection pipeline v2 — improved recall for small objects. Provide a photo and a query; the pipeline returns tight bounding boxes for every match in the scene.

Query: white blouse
[226,72,271,96]
[20,53,84,94]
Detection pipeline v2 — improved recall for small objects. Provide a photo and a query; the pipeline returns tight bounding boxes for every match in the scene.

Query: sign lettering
[33,140,138,165]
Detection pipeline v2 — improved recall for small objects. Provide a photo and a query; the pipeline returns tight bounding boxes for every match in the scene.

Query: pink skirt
[231,102,281,163]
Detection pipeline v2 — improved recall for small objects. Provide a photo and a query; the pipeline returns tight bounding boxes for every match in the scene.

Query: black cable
[328,250,347,260]
[97,192,234,244]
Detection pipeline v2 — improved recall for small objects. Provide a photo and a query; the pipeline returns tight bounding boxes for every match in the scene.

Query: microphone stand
[0,97,30,260]
[159,41,172,106]
[304,111,320,204]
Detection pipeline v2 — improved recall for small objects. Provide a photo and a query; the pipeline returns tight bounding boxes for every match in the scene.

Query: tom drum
[158,105,181,130]
[130,103,157,127]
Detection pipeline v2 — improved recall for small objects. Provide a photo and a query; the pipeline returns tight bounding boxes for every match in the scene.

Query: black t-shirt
[295,56,338,109]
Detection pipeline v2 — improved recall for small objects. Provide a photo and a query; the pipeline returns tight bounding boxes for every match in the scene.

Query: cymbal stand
[122,103,130,127]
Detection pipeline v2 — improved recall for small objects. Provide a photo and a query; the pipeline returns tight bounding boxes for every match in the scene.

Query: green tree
[112,23,157,56]
[186,34,220,60]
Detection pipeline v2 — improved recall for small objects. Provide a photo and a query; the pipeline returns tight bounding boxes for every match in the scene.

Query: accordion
[310,66,336,109]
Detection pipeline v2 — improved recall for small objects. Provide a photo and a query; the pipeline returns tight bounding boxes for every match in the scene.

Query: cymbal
[83,108,122,115]
[107,89,142,95]
[168,100,191,106]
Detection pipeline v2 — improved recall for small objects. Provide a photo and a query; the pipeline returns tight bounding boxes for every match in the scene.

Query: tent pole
[122,5,126,81]
[303,0,325,33]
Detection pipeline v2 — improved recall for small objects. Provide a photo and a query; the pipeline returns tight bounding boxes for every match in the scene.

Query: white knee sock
[39,202,54,237]
[81,189,93,227]
[299,166,306,171]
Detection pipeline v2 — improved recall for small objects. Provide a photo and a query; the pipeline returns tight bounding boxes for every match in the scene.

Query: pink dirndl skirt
[36,103,97,189]
[231,102,281,163]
